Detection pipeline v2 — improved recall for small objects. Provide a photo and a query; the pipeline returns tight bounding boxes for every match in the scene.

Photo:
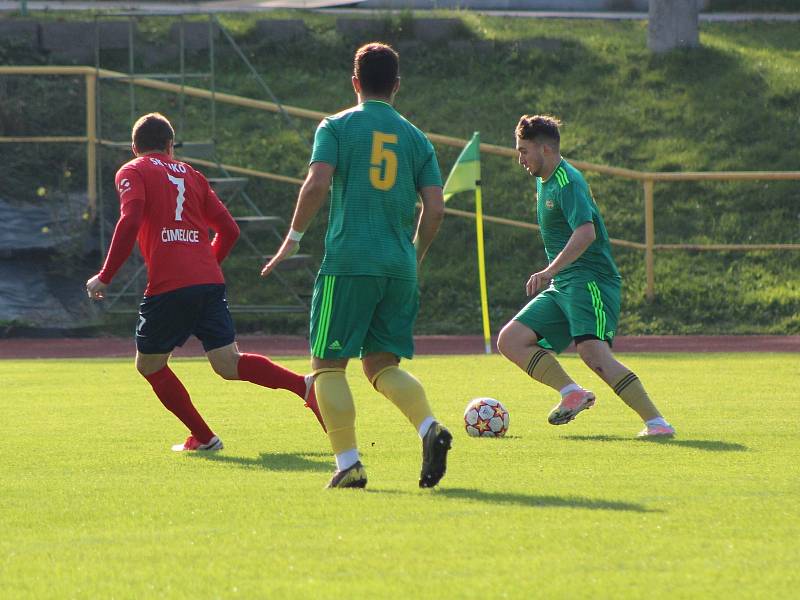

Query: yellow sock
[525,348,574,392]
[371,366,434,431]
[612,371,661,421]
[314,369,357,454]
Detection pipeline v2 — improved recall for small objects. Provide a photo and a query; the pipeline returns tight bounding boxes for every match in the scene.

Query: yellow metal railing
[2,65,799,300]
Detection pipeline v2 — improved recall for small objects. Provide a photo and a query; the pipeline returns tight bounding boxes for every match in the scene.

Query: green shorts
[513,278,620,354]
[309,274,419,360]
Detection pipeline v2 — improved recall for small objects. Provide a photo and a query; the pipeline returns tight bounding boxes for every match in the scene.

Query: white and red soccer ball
[464,397,509,437]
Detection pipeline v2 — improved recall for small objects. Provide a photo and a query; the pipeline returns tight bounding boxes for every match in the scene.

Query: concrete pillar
[648,0,700,53]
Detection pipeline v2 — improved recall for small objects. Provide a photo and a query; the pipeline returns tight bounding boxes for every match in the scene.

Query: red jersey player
[86,113,325,451]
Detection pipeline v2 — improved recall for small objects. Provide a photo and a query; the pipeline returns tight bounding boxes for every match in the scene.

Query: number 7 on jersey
[167,174,186,221]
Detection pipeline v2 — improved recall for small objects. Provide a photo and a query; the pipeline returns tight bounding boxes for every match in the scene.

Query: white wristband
[287,228,304,242]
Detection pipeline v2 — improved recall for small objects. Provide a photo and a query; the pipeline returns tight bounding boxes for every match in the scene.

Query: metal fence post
[86,72,98,220]
[644,179,655,301]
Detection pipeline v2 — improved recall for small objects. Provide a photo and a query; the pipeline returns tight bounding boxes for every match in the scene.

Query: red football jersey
[112,153,229,296]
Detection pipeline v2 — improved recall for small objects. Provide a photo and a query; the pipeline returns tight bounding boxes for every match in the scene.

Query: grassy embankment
[1,11,798,334]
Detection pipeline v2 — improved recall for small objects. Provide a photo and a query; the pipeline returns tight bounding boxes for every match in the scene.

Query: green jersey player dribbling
[497,115,675,438]
[261,43,452,488]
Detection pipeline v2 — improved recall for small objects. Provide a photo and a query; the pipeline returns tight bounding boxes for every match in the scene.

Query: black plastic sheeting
[0,196,79,255]
[0,196,97,328]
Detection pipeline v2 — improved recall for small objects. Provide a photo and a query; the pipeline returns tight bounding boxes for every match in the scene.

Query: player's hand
[526,269,553,297]
[260,238,299,278]
[86,274,108,300]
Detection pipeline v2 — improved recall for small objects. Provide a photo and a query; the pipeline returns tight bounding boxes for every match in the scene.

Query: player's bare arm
[414,185,445,265]
[526,221,596,296]
[261,161,334,277]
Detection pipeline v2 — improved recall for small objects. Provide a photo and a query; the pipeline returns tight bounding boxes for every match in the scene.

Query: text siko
[149,157,188,174]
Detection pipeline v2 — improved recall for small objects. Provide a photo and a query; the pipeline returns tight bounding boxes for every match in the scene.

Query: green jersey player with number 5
[261,43,452,489]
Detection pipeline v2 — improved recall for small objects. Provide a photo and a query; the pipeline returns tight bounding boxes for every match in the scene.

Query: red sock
[237,353,306,399]
[145,366,214,444]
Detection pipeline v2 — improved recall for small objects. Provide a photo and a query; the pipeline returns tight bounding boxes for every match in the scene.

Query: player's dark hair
[132,112,175,153]
[354,42,399,97]
[516,115,561,148]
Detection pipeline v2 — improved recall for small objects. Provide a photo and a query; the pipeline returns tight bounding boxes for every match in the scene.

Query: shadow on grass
[188,451,331,472]
[370,488,658,513]
[562,434,749,452]
[436,488,658,513]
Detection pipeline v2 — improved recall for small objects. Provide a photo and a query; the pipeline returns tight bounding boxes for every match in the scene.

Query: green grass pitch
[2,353,797,598]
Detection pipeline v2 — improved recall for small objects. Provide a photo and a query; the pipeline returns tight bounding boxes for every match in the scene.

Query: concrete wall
[39,21,132,61]
[0,20,140,62]
[648,0,700,52]
[335,17,470,42]
[357,0,711,10]
[0,19,225,63]
[1,10,709,65]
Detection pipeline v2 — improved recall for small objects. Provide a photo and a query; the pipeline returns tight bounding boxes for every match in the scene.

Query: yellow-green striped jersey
[310,100,442,280]
[536,159,620,283]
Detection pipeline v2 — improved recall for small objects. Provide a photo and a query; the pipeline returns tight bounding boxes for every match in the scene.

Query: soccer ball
[464,397,509,438]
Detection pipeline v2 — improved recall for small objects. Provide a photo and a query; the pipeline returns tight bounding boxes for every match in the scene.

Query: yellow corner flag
[442,132,492,354]
[443,132,481,202]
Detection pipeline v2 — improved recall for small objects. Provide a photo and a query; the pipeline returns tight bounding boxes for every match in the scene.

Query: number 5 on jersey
[370,132,398,191]
[167,174,186,221]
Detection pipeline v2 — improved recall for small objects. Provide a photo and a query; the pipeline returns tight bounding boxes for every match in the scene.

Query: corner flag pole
[442,131,491,354]
[474,182,492,355]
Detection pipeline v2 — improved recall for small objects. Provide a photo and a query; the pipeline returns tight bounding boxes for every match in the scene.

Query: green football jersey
[536,159,620,284]
[310,100,442,280]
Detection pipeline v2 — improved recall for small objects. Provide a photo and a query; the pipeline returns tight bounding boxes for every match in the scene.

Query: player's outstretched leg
[576,340,675,437]
[315,368,367,488]
[206,343,325,431]
[369,362,452,488]
[239,353,326,429]
[497,321,595,426]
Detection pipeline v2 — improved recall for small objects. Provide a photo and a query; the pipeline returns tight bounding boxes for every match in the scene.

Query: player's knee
[212,360,238,380]
[135,352,167,376]
[577,344,603,374]
[212,365,233,380]
[496,323,518,358]
[206,343,242,380]
[362,354,399,384]
[210,354,240,380]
